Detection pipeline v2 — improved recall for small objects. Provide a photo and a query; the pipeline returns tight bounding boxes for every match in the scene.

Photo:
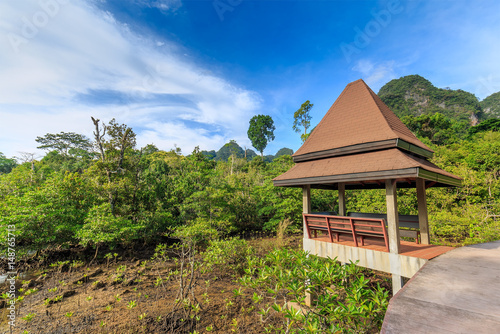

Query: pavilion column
[302,185,313,306]
[385,179,404,294]
[338,183,346,216]
[385,179,401,254]
[416,178,430,245]
[338,183,347,267]
[303,185,311,238]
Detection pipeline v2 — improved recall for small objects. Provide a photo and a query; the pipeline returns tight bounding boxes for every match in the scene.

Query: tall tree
[90,117,137,215]
[293,100,313,143]
[247,115,276,157]
[36,132,93,157]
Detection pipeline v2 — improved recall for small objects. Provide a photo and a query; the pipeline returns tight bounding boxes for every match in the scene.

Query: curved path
[381,240,500,334]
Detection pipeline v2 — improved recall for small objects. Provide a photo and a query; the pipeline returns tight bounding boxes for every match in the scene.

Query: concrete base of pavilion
[303,236,453,279]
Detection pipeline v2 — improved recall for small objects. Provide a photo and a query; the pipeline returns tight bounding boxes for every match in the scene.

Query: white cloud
[0,0,260,158]
[352,59,397,90]
[134,0,182,13]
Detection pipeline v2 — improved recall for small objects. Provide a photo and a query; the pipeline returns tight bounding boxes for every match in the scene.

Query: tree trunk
[91,117,106,162]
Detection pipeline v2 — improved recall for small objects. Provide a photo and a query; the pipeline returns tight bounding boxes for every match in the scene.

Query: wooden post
[337,183,347,266]
[302,185,313,306]
[385,179,400,254]
[338,183,346,216]
[386,179,403,295]
[303,184,311,215]
[303,185,311,239]
[416,178,430,245]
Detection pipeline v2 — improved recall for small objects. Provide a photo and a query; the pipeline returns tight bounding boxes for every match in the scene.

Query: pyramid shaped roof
[293,79,433,162]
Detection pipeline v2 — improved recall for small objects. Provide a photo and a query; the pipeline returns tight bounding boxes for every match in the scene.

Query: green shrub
[203,238,254,275]
[173,218,221,249]
[239,248,389,333]
[77,203,141,248]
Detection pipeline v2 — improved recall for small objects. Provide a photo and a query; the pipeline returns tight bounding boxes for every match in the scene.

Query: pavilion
[273,79,461,294]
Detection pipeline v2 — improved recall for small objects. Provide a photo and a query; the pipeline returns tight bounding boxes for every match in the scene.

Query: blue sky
[1,0,500,159]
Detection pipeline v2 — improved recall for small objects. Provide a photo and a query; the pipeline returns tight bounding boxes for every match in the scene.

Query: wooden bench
[347,212,421,244]
[303,213,389,252]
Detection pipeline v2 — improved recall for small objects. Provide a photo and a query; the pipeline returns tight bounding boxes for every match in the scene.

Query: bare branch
[91,116,106,162]
[15,152,38,164]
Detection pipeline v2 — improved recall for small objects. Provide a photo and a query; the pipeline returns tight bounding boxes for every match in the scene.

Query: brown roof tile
[274,148,460,184]
[293,79,433,159]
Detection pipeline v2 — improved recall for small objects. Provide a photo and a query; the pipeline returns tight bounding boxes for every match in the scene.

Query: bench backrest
[304,213,389,251]
[351,217,387,235]
[304,214,387,234]
[303,215,328,229]
[327,216,353,232]
[347,212,419,229]
[304,214,351,231]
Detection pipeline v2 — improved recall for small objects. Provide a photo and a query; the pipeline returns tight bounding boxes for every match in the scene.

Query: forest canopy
[1,76,500,253]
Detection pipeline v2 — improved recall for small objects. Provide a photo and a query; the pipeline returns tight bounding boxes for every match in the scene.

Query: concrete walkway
[381,240,500,334]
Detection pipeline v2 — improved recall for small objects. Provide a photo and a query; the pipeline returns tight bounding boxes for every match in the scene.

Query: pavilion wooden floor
[381,240,500,333]
[310,233,453,260]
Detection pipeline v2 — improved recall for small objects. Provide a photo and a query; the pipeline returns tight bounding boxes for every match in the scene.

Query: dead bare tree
[90,116,136,216]
[91,116,115,214]
[91,117,106,162]
[15,152,40,181]
[16,152,38,170]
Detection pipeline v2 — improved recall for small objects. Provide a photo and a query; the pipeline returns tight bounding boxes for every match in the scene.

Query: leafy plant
[239,248,389,332]
[24,288,39,296]
[22,312,36,322]
[127,300,137,309]
[203,238,254,275]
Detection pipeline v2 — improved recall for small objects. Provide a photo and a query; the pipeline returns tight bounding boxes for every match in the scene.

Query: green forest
[2,126,500,251]
[1,75,500,333]
[1,75,499,252]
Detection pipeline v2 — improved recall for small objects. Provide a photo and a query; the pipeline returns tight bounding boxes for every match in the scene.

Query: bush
[172,218,222,250]
[203,238,254,275]
[239,248,389,333]
[77,203,141,249]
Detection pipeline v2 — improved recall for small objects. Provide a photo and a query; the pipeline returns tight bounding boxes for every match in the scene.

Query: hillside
[480,91,500,119]
[378,75,483,125]
[201,141,293,162]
